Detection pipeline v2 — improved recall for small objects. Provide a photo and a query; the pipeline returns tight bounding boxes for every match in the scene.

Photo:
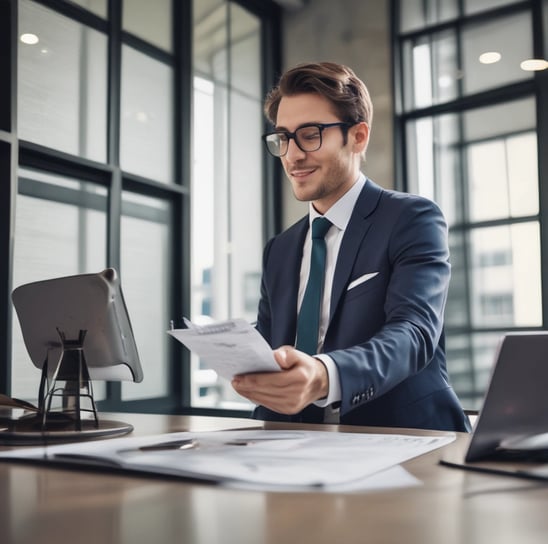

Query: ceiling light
[520,59,548,71]
[479,51,501,64]
[20,33,39,45]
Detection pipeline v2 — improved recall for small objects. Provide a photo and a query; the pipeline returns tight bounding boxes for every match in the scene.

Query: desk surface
[0,412,546,544]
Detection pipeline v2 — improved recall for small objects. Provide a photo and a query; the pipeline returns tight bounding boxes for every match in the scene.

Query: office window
[11,168,107,399]
[120,45,174,184]
[121,192,173,401]
[191,1,264,409]
[401,12,534,111]
[122,0,172,52]
[18,0,107,162]
[399,0,458,32]
[394,0,548,408]
[2,0,280,414]
[399,0,518,32]
[70,0,107,18]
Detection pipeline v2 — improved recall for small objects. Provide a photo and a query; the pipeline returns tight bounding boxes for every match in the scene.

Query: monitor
[12,268,143,383]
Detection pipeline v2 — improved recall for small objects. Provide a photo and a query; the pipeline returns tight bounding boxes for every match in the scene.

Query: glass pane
[18,0,107,162]
[407,98,537,227]
[120,45,173,183]
[229,4,261,98]
[470,223,542,328]
[445,230,467,327]
[406,113,463,226]
[122,0,172,52]
[12,168,107,400]
[402,12,535,110]
[121,192,172,400]
[400,0,458,33]
[467,133,539,222]
[70,0,107,18]
[465,0,518,16]
[446,332,502,409]
[194,0,227,81]
[403,30,459,110]
[462,12,533,95]
[191,1,263,410]
[229,93,263,320]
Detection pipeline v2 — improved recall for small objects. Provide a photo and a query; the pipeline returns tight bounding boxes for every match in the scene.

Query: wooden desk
[0,413,546,544]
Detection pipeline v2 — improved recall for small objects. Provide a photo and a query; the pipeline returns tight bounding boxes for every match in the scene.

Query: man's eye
[299,130,320,140]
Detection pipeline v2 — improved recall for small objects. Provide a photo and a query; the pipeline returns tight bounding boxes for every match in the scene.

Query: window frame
[391,0,548,408]
[0,0,282,417]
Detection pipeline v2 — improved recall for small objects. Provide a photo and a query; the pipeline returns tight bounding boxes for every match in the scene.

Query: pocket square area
[347,272,379,291]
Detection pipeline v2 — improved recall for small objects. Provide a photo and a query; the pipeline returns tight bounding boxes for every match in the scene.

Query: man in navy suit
[231,62,470,432]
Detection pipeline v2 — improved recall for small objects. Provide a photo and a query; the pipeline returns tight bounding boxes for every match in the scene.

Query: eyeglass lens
[266,125,323,157]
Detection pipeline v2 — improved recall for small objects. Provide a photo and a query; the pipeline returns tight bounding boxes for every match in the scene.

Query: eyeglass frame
[261,122,355,158]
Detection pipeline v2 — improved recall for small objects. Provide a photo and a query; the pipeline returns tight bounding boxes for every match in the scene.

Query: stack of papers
[0,429,455,492]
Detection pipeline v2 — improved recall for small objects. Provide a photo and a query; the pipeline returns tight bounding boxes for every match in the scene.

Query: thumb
[273,346,297,370]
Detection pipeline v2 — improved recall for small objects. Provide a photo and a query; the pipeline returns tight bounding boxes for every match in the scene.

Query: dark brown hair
[264,61,373,128]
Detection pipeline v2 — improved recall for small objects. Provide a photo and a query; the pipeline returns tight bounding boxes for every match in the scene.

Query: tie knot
[311,217,331,239]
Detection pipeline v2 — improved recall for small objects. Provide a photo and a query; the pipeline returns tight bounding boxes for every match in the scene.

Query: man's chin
[291,185,320,203]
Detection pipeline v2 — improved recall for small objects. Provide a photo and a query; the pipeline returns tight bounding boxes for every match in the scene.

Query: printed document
[0,429,455,493]
[168,318,280,379]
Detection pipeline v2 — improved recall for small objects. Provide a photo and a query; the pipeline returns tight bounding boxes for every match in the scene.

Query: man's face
[275,93,366,214]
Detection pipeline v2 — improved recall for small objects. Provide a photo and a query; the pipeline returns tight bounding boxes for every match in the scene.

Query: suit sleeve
[328,196,451,417]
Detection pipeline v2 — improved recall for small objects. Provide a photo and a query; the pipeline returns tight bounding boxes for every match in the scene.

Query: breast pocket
[344,272,381,301]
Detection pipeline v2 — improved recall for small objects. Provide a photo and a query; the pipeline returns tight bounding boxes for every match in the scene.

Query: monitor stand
[0,329,133,446]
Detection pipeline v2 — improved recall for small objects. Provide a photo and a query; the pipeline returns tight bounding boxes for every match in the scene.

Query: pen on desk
[118,435,283,455]
[129,438,198,452]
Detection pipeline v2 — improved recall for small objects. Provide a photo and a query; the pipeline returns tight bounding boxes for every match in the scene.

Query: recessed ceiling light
[479,51,501,64]
[20,33,39,45]
[520,59,548,71]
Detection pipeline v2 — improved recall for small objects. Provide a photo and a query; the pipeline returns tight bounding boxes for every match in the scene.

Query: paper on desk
[167,318,280,380]
[0,429,455,493]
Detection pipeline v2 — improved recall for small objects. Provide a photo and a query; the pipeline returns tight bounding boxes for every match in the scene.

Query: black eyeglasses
[262,122,353,158]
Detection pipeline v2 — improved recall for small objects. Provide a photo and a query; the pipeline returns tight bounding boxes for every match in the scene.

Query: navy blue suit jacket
[253,178,470,432]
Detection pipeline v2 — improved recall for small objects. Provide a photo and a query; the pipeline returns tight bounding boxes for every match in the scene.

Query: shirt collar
[308,173,366,231]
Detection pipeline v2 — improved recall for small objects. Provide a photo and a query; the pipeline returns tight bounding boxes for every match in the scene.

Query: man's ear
[351,122,369,154]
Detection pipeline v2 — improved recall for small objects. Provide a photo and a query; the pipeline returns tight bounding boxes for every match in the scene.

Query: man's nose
[284,137,306,161]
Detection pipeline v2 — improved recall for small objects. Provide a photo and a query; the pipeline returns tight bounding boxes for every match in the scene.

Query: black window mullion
[534,0,548,328]
[0,0,17,396]
[106,0,122,403]
[170,0,192,411]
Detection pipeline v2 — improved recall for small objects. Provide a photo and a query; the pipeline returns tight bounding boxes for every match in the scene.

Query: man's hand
[231,346,329,414]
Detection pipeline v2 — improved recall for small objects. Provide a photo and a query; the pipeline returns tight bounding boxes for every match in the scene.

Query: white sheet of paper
[167,319,280,380]
[0,429,455,493]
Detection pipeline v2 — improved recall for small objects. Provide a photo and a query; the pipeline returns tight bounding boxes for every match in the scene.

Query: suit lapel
[269,217,309,347]
[329,179,383,321]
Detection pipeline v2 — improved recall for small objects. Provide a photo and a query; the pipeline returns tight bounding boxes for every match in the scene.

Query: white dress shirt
[297,174,366,408]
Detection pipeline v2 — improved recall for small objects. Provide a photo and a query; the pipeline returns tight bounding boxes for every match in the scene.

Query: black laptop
[464,332,548,462]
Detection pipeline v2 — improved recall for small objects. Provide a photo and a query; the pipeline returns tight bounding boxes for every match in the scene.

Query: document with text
[0,429,456,493]
[167,318,280,380]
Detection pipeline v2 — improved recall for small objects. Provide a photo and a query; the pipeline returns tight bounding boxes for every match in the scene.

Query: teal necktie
[296,217,332,355]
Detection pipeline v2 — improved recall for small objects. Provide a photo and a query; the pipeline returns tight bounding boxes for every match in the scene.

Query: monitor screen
[12,268,143,383]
